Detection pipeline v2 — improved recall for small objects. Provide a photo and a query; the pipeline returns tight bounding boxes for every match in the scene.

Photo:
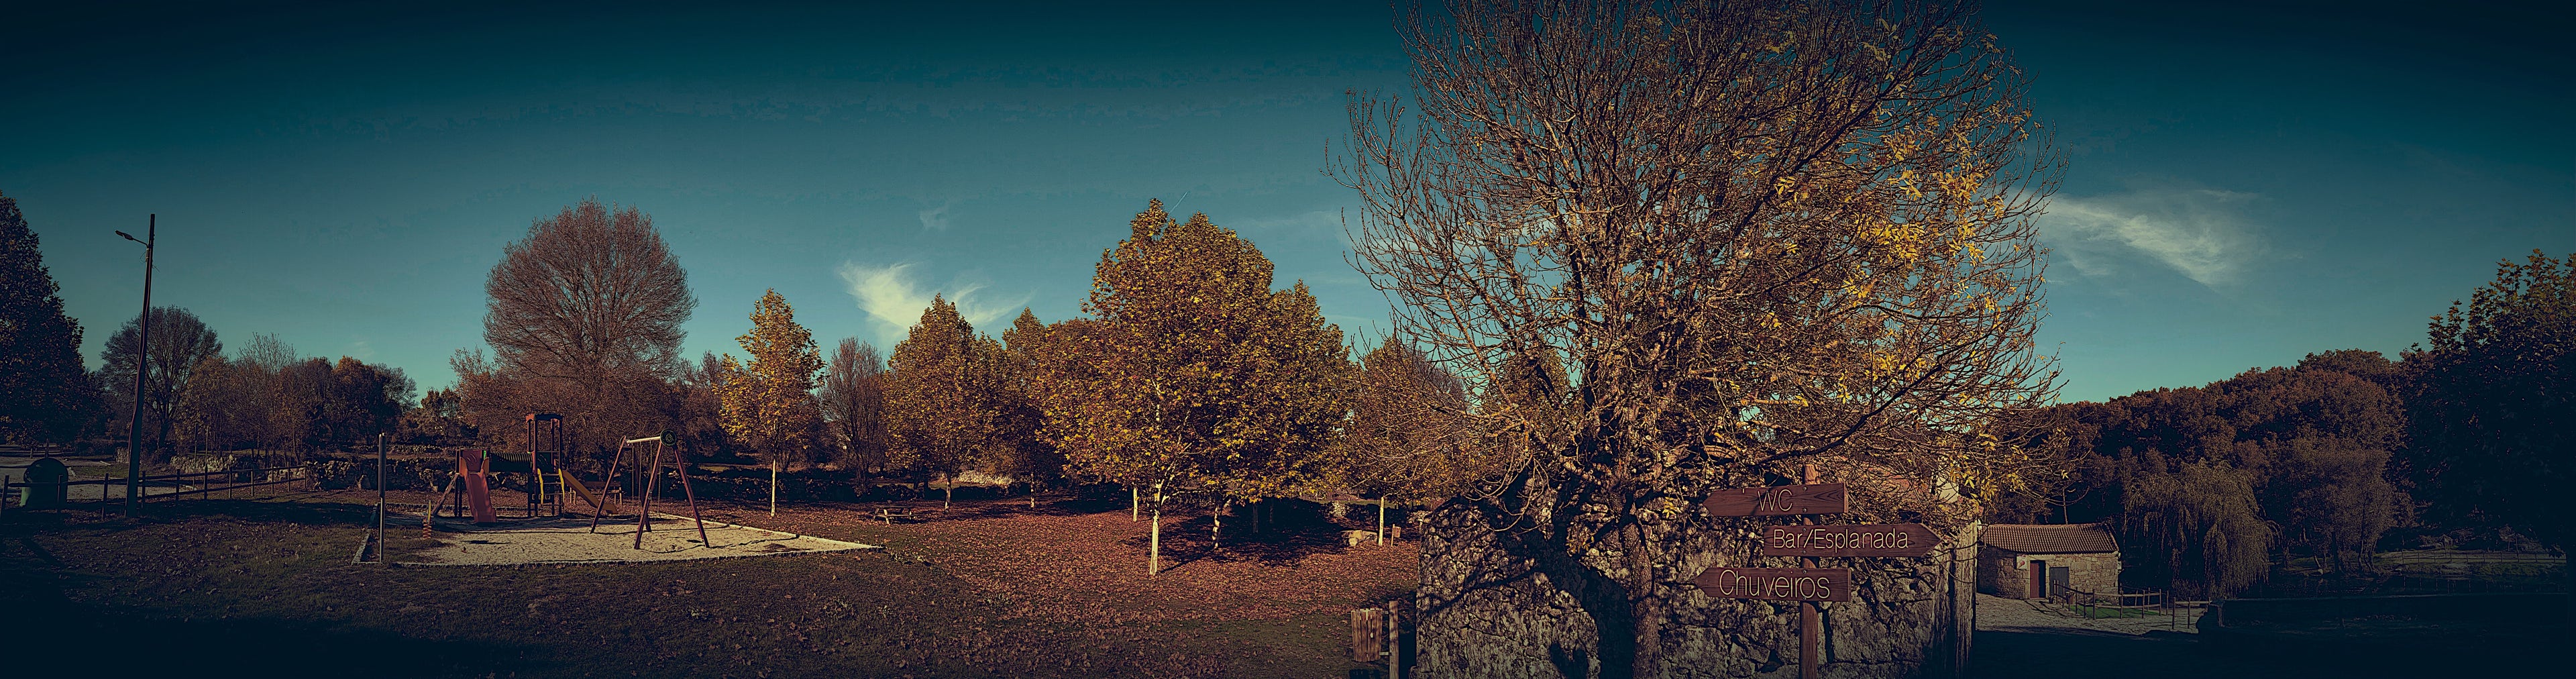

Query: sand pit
[392,511,877,566]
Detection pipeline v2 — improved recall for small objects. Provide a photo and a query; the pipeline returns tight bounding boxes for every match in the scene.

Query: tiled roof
[1982,523,2118,554]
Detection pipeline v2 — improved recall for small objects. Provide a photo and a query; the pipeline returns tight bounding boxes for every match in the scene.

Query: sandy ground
[1975,592,2200,635]
[392,511,878,566]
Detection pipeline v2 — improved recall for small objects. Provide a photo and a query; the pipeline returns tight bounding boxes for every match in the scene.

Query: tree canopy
[2403,250,2573,558]
[459,198,694,454]
[885,295,1006,484]
[718,289,824,470]
[1339,0,2061,672]
[0,191,95,443]
[1043,201,1353,504]
[101,306,222,458]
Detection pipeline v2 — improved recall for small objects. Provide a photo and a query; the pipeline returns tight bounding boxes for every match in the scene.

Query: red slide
[458,451,498,524]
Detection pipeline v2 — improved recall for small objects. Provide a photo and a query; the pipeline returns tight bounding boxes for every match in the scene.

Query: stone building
[1976,523,2121,602]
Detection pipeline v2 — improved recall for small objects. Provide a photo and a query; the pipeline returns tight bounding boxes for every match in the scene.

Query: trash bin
[19,457,68,508]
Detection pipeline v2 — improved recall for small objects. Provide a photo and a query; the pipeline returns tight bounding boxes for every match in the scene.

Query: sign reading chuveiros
[1690,566,1853,603]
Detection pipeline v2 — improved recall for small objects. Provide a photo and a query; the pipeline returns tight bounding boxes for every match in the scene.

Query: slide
[559,472,612,513]
[459,452,497,524]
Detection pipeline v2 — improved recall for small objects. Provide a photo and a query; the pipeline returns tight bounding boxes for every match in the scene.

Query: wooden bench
[875,507,917,525]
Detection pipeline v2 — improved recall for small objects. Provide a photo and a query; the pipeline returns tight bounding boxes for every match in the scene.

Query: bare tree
[820,338,892,482]
[467,198,694,454]
[101,306,220,459]
[1336,1,2063,675]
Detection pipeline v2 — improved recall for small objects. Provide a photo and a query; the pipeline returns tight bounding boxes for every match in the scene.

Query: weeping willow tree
[1336,1,2063,676]
[2121,461,2273,600]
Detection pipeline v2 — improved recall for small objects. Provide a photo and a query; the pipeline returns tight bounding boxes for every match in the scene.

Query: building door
[2027,560,2046,599]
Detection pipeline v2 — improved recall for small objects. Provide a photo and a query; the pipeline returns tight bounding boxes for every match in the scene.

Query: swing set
[423,414,709,550]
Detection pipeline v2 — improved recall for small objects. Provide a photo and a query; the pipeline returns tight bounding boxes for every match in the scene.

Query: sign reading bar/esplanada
[1702,482,1847,517]
[1690,566,1853,603]
[1757,523,1937,558]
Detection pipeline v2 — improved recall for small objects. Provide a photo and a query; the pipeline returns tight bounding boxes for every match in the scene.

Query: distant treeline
[1991,252,2572,599]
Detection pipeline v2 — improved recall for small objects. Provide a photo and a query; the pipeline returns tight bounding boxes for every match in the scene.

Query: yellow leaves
[720,291,823,462]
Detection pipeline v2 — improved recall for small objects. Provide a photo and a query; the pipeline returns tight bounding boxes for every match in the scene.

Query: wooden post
[1378,499,1387,546]
[635,440,664,549]
[374,433,386,564]
[672,443,710,546]
[590,441,627,534]
[1801,464,1822,679]
[1394,598,1407,671]
[1351,607,1385,663]
[1148,486,1163,575]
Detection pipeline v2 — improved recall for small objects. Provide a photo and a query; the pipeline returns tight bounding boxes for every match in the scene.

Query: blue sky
[5,1,2566,403]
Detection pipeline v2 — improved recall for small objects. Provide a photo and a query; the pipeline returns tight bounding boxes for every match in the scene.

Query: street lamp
[116,216,154,517]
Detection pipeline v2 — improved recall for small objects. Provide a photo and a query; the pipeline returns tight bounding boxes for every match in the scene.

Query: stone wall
[1976,547,2120,601]
[1413,509,1979,678]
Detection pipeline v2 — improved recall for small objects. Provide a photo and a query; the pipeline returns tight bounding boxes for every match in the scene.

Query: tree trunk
[1378,499,1387,546]
[944,480,952,510]
[1132,486,1140,521]
[769,463,779,517]
[1213,499,1226,546]
[1149,495,1163,576]
[1029,482,1038,509]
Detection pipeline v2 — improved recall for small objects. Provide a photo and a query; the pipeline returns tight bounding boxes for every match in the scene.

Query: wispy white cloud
[916,203,953,231]
[2045,187,2264,287]
[835,261,1027,346]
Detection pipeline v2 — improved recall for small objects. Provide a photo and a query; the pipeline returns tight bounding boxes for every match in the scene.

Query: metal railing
[1,464,313,517]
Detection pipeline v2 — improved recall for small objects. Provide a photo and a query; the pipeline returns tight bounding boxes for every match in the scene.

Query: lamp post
[116,216,154,517]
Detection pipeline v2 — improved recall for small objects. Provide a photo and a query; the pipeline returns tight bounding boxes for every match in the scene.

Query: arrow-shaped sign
[1758,523,1937,558]
[1692,566,1852,602]
[1703,482,1846,517]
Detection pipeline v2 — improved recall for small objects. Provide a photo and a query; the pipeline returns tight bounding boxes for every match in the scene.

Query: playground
[402,511,873,566]
[374,417,877,567]
[0,423,1423,678]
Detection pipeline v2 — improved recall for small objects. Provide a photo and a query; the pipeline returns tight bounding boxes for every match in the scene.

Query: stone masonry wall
[1414,509,1980,678]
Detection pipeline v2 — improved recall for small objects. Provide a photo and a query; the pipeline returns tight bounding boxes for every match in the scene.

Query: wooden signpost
[1691,566,1852,603]
[1697,468,1936,679]
[1759,523,1937,558]
[1702,482,1846,517]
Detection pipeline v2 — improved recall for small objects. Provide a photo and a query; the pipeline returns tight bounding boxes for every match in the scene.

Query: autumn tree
[101,307,222,460]
[2404,250,2573,586]
[1336,1,2062,674]
[458,197,694,458]
[994,309,1064,502]
[819,337,893,484]
[0,191,97,444]
[1036,201,1352,573]
[1332,336,1491,505]
[718,289,825,514]
[885,295,1006,509]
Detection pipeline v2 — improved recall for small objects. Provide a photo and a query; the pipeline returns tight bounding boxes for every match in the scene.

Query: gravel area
[1976,592,2200,635]
[394,511,878,566]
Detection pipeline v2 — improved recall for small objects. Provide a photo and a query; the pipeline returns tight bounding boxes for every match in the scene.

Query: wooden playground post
[629,432,710,550]
[635,438,663,548]
[590,439,631,533]
[672,440,710,546]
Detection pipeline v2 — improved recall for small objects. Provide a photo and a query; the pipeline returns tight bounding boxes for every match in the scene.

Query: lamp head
[115,230,140,243]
